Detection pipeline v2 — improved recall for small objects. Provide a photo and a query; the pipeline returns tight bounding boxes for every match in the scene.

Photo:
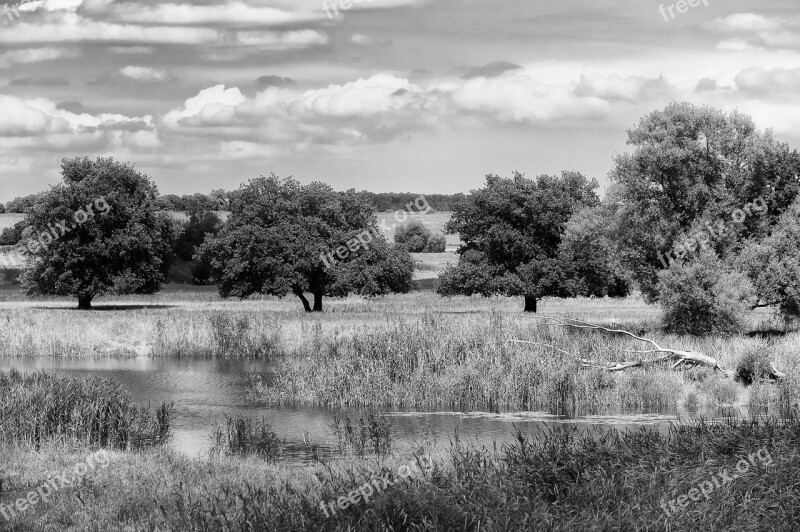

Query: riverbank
[2,416,798,530]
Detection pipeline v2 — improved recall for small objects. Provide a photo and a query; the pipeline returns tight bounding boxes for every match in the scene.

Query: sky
[0,0,799,199]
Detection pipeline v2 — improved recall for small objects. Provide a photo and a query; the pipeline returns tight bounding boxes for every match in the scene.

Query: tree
[611,102,800,301]
[437,171,607,312]
[423,234,446,253]
[737,198,800,318]
[0,220,27,246]
[197,175,414,312]
[20,157,178,310]
[173,210,222,285]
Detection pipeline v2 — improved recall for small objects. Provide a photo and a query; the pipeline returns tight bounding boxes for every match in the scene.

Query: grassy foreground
[1,416,798,530]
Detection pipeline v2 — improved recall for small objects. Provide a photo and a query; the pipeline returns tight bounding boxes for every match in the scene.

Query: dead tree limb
[519,315,786,381]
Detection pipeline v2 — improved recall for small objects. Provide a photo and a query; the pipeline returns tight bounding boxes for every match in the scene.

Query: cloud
[734,67,800,96]
[704,13,800,49]
[256,75,296,88]
[0,47,79,67]
[119,65,168,81]
[0,93,159,151]
[100,1,324,27]
[574,73,672,103]
[164,74,442,145]
[9,77,69,86]
[0,18,222,44]
[461,61,521,79]
[236,29,328,49]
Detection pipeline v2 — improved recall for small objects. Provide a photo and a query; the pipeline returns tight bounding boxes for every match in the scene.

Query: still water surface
[0,357,746,464]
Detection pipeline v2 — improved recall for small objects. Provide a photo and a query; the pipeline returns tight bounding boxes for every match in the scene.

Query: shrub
[0,221,26,245]
[423,234,447,253]
[395,220,431,252]
[658,252,756,335]
[735,349,774,385]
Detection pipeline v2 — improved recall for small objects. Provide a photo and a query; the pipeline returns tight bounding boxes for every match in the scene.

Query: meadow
[1,287,798,530]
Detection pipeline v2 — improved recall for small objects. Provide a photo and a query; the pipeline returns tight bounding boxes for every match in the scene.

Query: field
[1,288,798,530]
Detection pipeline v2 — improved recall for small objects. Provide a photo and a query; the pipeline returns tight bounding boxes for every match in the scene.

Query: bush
[395,220,431,252]
[0,221,26,245]
[423,234,446,252]
[658,252,756,335]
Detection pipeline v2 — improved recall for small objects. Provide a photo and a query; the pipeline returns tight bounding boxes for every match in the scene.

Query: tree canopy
[20,157,177,309]
[438,171,626,311]
[197,175,414,312]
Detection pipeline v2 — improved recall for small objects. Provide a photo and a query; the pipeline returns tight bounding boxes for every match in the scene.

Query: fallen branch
[517,315,786,381]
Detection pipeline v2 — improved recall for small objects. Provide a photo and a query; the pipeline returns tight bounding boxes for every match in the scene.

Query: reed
[208,415,285,462]
[0,369,172,450]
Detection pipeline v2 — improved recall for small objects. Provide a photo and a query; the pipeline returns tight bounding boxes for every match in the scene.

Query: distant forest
[1,190,466,214]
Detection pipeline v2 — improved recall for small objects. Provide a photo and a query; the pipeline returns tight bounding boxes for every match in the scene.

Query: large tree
[21,157,177,310]
[611,102,800,301]
[438,171,623,312]
[197,175,414,312]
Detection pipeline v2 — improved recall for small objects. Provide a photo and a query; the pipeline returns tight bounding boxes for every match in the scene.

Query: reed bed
[208,415,286,462]
[3,417,799,530]
[0,369,172,450]
[252,311,800,414]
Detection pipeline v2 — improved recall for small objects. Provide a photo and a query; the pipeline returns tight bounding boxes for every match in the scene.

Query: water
[0,357,737,464]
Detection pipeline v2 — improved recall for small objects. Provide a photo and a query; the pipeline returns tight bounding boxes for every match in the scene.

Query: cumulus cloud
[99,1,324,26]
[0,93,159,151]
[574,73,672,103]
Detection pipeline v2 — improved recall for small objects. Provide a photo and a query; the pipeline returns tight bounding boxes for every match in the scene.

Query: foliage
[197,174,414,312]
[394,220,431,252]
[19,157,178,310]
[737,198,800,318]
[424,234,446,253]
[611,102,800,301]
[173,210,221,284]
[3,193,44,213]
[658,251,756,335]
[437,171,607,310]
[0,220,26,246]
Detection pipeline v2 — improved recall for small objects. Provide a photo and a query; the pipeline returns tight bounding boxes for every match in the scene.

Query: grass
[0,369,172,450]
[209,415,285,462]
[249,308,800,415]
[2,416,799,530]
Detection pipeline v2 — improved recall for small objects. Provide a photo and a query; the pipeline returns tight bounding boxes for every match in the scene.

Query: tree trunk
[78,296,93,310]
[295,291,312,312]
[524,296,537,313]
[313,292,323,312]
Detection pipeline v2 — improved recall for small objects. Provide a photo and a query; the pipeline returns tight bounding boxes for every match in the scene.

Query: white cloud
[0,47,78,68]
[734,67,800,95]
[119,65,167,81]
[236,29,328,49]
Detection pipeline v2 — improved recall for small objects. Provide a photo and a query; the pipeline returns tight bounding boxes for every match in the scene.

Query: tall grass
[209,415,285,462]
[0,369,172,450]
[251,311,793,413]
[5,417,798,530]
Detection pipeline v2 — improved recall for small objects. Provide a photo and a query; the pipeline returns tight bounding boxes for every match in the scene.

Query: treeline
[2,190,466,214]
